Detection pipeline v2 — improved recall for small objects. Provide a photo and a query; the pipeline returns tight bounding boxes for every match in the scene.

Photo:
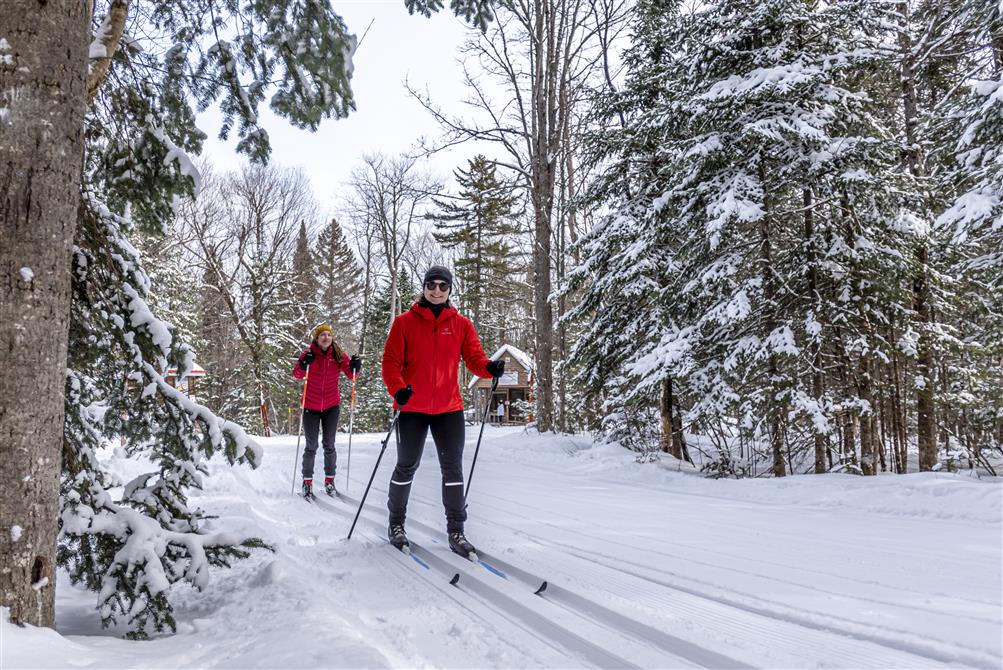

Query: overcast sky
[199,1,484,220]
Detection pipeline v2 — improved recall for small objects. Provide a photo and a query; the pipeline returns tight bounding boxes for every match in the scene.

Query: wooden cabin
[165,363,207,401]
[468,344,533,424]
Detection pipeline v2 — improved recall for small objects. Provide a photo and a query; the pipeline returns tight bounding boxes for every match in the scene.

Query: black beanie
[423,265,453,286]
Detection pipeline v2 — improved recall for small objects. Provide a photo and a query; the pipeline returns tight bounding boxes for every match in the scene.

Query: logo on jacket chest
[439,326,453,336]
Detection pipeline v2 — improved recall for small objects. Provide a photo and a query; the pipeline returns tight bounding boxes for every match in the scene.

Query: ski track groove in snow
[458,484,1001,617]
[392,487,997,669]
[338,492,753,669]
[313,495,651,669]
[468,480,992,573]
[462,489,1000,623]
[350,526,565,668]
[204,475,572,669]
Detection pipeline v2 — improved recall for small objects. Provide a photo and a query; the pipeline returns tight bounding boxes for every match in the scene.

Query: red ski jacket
[292,343,355,411]
[382,302,492,414]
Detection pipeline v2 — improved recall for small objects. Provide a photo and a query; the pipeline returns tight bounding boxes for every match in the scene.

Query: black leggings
[387,410,466,533]
[301,405,341,479]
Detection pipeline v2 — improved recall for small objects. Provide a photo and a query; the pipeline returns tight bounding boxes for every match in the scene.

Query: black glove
[485,359,505,378]
[298,351,315,371]
[394,385,413,406]
[349,354,362,374]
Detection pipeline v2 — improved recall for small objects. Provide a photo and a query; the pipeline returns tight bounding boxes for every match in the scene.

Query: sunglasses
[424,280,451,291]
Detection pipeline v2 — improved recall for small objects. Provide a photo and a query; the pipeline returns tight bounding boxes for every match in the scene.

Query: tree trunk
[532,182,555,433]
[804,188,828,473]
[759,167,785,477]
[660,377,691,463]
[557,172,567,433]
[897,1,937,471]
[0,0,90,627]
[672,392,690,463]
[891,348,908,473]
[659,378,677,458]
[993,4,1003,73]
[253,357,272,437]
[914,248,937,470]
[859,356,876,475]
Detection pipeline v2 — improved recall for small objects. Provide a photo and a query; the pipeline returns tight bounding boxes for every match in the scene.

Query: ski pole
[346,377,356,490]
[290,367,309,495]
[464,375,499,504]
[347,392,408,540]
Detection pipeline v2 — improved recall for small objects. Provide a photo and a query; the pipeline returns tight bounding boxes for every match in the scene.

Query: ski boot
[324,476,337,497]
[388,523,410,554]
[448,532,478,562]
[301,479,316,501]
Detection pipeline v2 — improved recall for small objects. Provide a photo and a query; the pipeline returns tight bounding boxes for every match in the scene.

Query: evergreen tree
[569,0,906,473]
[315,217,364,351]
[56,0,358,637]
[291,221,317,340]
[61,197,268,639]
[430,155,521,352]
[934,3,1003,465]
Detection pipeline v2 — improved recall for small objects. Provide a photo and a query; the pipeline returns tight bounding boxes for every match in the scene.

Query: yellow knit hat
[312,323,333,340]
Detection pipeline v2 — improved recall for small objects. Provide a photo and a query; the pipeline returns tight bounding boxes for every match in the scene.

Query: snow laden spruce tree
[58,0,356,638]
[935,3,1003,471]
[567,0,912,474]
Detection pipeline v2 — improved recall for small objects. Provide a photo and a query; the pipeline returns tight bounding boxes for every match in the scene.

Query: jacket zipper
[432,318,438,412]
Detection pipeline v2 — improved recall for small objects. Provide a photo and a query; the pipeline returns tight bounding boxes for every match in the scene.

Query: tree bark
[759,166,785,477]
[86,0,129,105]
[659,377,691,463]
[890,346,908,473]
[897,1,937,471]
[0,0,90,627]
[859,355,876,475]
[529,0,558,432]
[659,378,677,458]
[804,188,828,473]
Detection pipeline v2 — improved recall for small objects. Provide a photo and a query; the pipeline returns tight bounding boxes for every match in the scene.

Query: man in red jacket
[292,324,361,498]
[381,265,505,558]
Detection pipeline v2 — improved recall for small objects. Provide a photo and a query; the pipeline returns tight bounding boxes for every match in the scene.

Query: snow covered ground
[4,425,1002,669]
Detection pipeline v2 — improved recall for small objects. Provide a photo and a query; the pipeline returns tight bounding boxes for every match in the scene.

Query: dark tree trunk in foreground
[0,0,90,628]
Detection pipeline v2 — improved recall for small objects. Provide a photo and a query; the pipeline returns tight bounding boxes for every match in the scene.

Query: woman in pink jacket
[292,323,361,497]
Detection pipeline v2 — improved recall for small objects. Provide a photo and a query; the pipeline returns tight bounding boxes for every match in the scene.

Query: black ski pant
[388,410,466,533]
[301,405,341,479]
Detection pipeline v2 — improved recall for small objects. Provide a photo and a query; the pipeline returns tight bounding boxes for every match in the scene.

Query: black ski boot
[448,532,478,561]
[388,523,410,554]
[301,479,316,501]
[324,477,337,497]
